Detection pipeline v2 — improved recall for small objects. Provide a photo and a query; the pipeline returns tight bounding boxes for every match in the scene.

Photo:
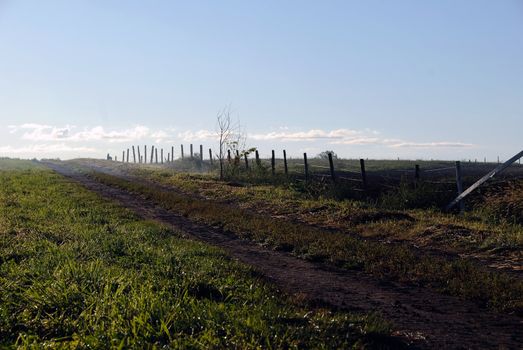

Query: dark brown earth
[44,161,523,349]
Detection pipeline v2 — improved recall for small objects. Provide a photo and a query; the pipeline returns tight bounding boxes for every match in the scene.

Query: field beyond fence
[113,144,523,211]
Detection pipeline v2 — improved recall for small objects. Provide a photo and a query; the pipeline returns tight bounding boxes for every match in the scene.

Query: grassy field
[127,164,523,253]
[67,159,523,314]
[0,161,394,348]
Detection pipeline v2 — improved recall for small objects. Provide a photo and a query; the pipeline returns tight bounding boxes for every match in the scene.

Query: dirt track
[45,162,523,349]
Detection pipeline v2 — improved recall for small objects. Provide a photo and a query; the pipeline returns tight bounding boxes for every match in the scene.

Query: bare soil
[44,162,523,349]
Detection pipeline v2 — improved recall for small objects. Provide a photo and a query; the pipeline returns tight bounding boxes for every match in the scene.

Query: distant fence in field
[112,144,523,210]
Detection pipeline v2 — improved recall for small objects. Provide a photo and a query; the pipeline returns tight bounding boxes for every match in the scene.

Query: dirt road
[45,162,523,349]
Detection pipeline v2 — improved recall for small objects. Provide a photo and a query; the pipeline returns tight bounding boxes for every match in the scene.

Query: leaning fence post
[255,150,260,166]
[455,161,464,212]
[200,145,203,161]
[209,149,213,164]
[304,152,309,181]
[271,150,275,175]
[328,152,335,181]
[283,150,288,175]
[126,149,130,163]
[181,145,184,159]
[244,153,249,170]
[360,159,367,190]
[132,146,136,163]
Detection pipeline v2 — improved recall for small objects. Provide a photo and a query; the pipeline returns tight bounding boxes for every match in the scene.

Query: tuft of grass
[378,181,455,210]
[473,180,523,226]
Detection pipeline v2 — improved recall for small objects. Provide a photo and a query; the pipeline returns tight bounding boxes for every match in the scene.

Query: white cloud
[8,123,53,134]
[9,124,152,143]
[249,128,363,142]
[21,125,72,141]
[150,130,169,143]
[247,128,474,149]
[388,141,474,148]
[4,123,475,160]
[64,125,151,143]
[177,130,217,142]
[330,137,382,145]
[0,143,97,154]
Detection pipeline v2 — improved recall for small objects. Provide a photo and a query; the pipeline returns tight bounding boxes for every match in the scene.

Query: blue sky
[0,0,522,160]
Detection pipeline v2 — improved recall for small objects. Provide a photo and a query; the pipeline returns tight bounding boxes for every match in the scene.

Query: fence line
[112,145,523,209]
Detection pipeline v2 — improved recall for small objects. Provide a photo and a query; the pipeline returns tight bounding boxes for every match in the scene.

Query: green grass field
[89,170,523,314]
[0,161,392,349]
[57,158,521,314]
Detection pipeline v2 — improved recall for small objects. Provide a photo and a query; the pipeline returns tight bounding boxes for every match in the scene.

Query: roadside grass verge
[90,171,523,314]
[473,180,523,226]
[121,166,523,258]
[0,166,394,349]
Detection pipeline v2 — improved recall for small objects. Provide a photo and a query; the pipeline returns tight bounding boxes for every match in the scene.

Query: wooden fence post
[328,152,335,181]
[255,150,260,166]
[167,153,170,162]
[209,148,213,164]
[137,146,141,163]
[455,161,464,212]
[155,148,158,164]
[244,153,249,170]
[304,153,309,181]
[126,149,129,163]
[236,149,240,160]
[228,149,231,163]
[144,145,147,164]
[171,146,174,162]
[190,144,193,159]
[161,149,164,164]
[200,145,203,161]
[122,151,125,163]
[360,159,367,190]
[181,145,184,159]
[415,164,420,183]
[283,150,288,175]
[271,150,275,175]
[132,146,136,163]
